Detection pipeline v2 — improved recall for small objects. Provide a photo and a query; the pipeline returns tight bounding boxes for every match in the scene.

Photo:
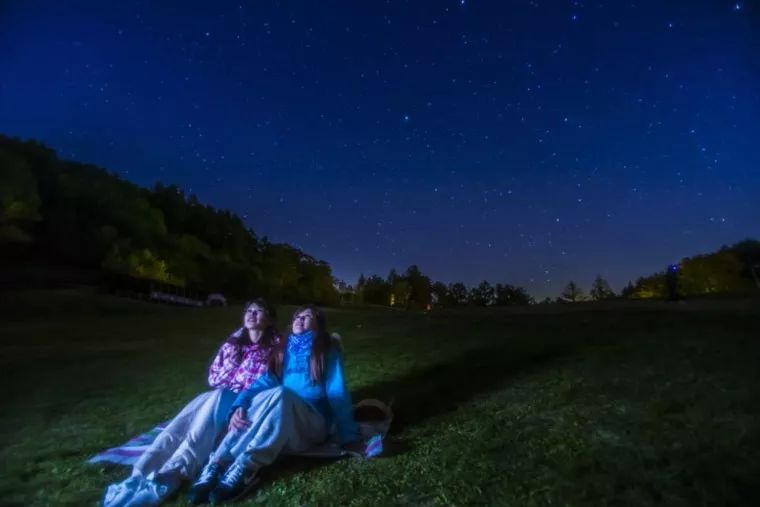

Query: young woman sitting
[187,304,365,505]
[103,298,280,507]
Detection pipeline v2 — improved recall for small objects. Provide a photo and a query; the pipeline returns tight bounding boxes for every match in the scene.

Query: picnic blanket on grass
[89,423,170,466]
[88,399,391,466]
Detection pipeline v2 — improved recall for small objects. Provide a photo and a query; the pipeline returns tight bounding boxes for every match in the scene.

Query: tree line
[617,241,760,299]
[0,135,340,304]
[335,265,534,309]
[3,134,757,307]
[554,241,760,303]
[342,242,760,309]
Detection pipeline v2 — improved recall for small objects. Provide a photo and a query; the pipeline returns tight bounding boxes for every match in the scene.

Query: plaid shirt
[208,332,279,393]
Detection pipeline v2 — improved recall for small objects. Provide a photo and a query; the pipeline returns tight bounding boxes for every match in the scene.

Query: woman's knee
[267,385,290,401]
[262,386,297,407]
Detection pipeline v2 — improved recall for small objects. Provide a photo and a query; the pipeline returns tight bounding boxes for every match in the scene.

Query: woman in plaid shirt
[103,298,280,507]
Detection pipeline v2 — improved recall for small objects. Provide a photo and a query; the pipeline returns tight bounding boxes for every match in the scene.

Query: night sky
[1,1,758,298]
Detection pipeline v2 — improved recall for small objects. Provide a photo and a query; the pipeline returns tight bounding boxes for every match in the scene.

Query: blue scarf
[288,330,314,355]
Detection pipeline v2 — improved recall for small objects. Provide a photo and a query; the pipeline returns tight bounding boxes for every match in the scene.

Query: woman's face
[243,303,270,331]
[292,308,317,335]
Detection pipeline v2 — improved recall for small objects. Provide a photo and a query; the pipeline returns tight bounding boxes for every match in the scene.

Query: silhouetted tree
[678,250,749,295]
[561,281,583,302]
[469,280,495,306]
[404,264,432,308]
[0,135,341,303]
[391,277,411,307]
[731,239,760,288]
[630,274,667,299]
[362,275,392,305]
[494,283,533,305]
[431,281,450,307]
[589,275,615,301]
[448,282,468,306]
[0,147,40,250]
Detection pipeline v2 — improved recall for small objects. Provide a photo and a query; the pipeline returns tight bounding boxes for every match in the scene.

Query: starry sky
[1,1,758,298]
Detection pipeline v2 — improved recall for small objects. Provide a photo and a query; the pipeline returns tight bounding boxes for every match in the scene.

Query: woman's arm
[325,349,361,445]
[208,342,240,389]
[230,371,279,412]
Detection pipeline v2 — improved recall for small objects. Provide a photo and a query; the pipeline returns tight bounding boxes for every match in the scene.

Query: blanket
[88,398,391,466]
[89,423,170,466]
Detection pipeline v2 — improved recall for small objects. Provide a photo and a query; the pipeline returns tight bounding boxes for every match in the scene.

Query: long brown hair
[269,304,332,384]
[228,298,279,349]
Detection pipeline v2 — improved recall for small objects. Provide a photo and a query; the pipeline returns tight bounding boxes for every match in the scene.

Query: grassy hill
[1,290,759,505]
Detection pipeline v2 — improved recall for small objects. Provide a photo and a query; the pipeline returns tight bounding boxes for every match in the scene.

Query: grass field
[1,289,759,506]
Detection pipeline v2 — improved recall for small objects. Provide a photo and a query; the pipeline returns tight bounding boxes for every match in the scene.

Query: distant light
[403,114,410,122]
[735,3,742,11]
[571,14,578,21]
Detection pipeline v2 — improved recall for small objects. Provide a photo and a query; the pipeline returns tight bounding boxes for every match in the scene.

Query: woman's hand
[228,407,249,431]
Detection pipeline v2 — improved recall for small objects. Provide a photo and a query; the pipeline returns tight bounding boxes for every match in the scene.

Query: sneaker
[102,474,144,507]
[187,461,226,505]
[124,471,182,507]
[208,462,259,504]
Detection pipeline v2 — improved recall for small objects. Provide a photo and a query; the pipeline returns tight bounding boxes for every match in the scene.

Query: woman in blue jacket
[188,305,363,504]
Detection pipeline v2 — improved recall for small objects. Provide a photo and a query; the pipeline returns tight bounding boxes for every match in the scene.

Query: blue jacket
[231,331,360,444]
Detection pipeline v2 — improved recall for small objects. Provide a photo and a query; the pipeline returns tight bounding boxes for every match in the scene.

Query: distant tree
[295,258,340,305]
[494,283,533,306]
[448,282,468,306]
[391,277,411,307]
[620,281,636,298]
[730,239,760,288]
[363,275,391,305]
[334,279,354,304]
[561,281,583,302]
[469,280,495,306]
[631,274,667,299]
[353,274,367,304]
[589,275,615,301]
[103,245,173,283]
[261,243,301,300]
[0,148,40,249]
[0,135,349,304]
[404,264,432,308]
[165,233,213,286]
[678,250,749,295]
[431,281,450,307]
[334,280,349,294]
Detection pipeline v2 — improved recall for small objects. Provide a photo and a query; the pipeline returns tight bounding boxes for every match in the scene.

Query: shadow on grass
[352,333,589,434]
[250,332,599,493]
